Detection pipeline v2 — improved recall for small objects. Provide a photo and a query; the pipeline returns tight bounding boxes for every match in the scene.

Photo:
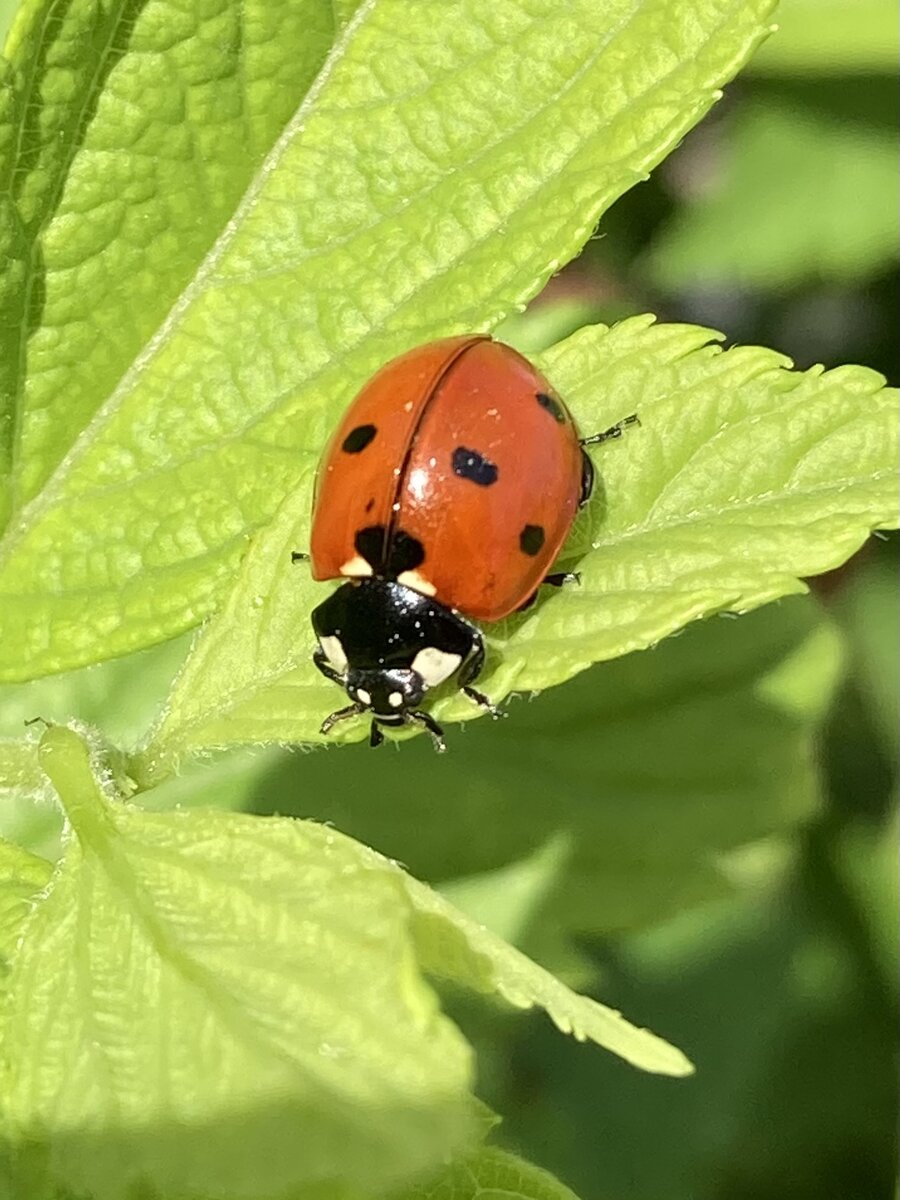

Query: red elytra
[310,335,585,620]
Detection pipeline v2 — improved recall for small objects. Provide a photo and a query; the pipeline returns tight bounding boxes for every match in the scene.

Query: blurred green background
[1,0,897,1197]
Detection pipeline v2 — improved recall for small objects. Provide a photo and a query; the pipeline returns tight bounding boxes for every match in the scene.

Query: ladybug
[302,335,636,751]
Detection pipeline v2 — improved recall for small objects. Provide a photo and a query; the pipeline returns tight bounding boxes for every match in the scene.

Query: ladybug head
[345,666,426,722]
[311,577,483,752]
[324,663,447,752]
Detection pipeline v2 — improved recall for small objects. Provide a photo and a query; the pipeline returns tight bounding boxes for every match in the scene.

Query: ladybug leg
[462,685,502,717]
[291,551,309,563]
[580,413,640,448]
[579,415,639,507]
[313,646,344,687]
[578,449,594,507]
[458,636,503,719]
[407,710,447,753]
[515,571,582,613]
[320,701,365,736]
[369,721,385,749]
[544,571,581,589]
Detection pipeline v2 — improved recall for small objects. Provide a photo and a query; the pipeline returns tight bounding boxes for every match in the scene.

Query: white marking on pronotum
[397,569,437,596]
[319,635,348,674]
[388,692,403,708]
[340,555,373,577]
[356,688,372,706]
[411,647,462,689]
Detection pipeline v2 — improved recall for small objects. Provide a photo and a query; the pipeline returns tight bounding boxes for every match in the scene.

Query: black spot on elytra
[342,424,377,453]
[536,391,565,423]
[355,526,386,569]
[387,528,426,574]
[364,497,375,513]
[519,524,545,556]
[355,525,425,575]
[452,446,498,487]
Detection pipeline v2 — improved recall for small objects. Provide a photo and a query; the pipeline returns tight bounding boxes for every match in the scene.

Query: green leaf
[750,0,898,73]
[194,596,841,979]
[646,98,899,290]
[0,736,43,796]
[0,786,61,864]
[402,871,692,1077]
[0,638,193,825]
[391,1146,580,1200]
[0,0,776,680]
[0,633,190,748]
[6,630,288,888]
[0,836,51,981]
[0,0,340,523]
[1,726,478,1200]
[2,725,685,1198]
[137,316,894,773]
[439,835,571,950]
[0,742,282,867]
[0,0,16,43]
[332,0,365,27]
[495,297,618,356]
[240,776,689,1075]
[0,631,240,862]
